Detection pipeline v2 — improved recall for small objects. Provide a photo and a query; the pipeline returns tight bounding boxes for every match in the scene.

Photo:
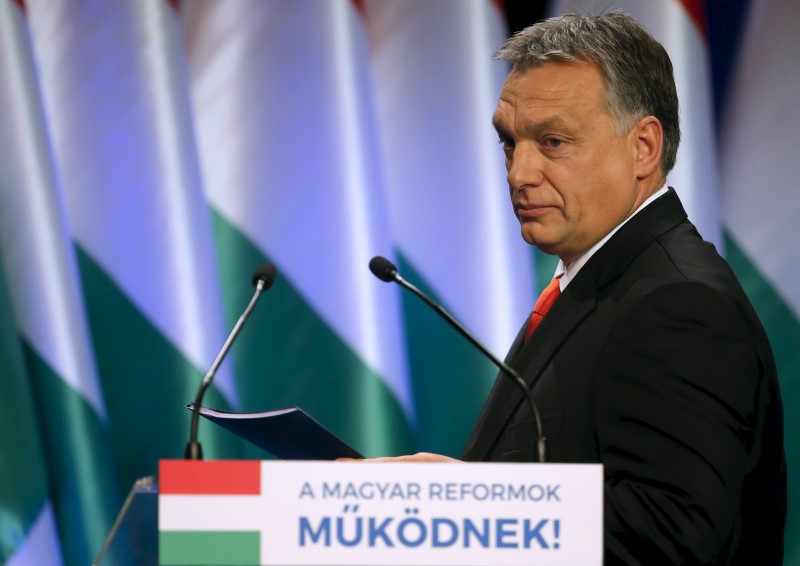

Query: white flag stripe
[5,503,63,566]
[185,0,413,416]
[720,0,800,316]
[325,4,398,383]
[160,495,267,531]
[0,0,106,418]
[655,2,721,248]
[366,0,533,352]
[550,0,722,249]
[25,0,238,403]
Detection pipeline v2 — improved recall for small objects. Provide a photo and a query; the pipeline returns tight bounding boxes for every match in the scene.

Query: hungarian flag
[159,460,263,565]
[0,6,59,564]
[24,0,244,491]
[0,1,118,563]
[182,0,415,458]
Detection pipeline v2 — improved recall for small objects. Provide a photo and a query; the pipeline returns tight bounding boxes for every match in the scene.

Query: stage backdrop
[0,1,796,565]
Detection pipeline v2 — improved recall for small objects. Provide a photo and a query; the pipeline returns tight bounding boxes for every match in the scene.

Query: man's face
[493,60,649,264]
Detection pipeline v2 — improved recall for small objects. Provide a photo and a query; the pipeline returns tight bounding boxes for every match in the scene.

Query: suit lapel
[464,272,597,460]
[462,322,526,458]
[463,188,690,461]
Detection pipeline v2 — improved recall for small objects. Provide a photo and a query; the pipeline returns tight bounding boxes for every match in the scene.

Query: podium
[95,460,602,566]
[93,476,159,565]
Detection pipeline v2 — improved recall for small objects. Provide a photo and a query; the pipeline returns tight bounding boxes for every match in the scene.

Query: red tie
[525,276,562,342]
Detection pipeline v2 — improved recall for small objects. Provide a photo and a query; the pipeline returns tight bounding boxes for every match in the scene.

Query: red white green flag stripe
[159,460,263,565]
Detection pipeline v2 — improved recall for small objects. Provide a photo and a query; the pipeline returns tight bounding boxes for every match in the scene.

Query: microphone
[185,263,277,459]
[368,256,547,463]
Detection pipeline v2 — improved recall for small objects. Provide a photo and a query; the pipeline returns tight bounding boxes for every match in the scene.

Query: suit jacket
[463,189,786,565]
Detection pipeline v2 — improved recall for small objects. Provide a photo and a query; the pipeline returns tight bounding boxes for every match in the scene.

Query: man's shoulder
[605,220,773,354]
[647,220,751,305]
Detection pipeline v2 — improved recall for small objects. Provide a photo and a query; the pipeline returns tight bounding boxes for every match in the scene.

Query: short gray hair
[495,13,680,175]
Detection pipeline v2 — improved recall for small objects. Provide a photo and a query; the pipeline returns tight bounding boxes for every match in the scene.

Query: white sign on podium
[159,460,602,565]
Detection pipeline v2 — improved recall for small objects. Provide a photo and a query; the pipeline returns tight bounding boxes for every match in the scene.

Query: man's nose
[507,143,545,190]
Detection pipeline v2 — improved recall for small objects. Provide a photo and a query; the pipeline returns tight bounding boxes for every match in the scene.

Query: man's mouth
[515,204,552,219]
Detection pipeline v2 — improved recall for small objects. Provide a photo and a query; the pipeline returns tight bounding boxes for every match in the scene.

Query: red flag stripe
[159,460,261,495]
[675,0,707,36]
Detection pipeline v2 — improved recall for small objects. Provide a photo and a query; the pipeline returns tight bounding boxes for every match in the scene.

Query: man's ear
[633,116,664,180]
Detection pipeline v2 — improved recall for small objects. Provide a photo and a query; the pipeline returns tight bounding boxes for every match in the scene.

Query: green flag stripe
[75,246,245,489]
[396,254,497,457]
[0,259,49,561]
[724,232,799,563]
[212,211,414,459]
[21,343,118,566]
[159,531,259,565]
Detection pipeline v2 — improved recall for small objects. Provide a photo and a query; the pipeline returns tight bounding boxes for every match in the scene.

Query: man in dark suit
[380,13,786,565]
[459,13,787,565]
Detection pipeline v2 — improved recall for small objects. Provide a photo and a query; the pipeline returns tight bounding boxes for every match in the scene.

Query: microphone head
[251,263,277,290]
[369,256,398,282]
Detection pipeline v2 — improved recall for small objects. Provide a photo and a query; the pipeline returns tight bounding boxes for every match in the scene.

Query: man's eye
[498,139,514,158]
[544,138,564,148]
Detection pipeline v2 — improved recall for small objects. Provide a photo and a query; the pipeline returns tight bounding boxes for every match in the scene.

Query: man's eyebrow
[492,118,511,139]
[538,115,573,130]
[494,115,576,139]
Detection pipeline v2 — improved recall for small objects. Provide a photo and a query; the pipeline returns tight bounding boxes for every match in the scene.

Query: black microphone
[185,263,277,459]
[368,256,547,463]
